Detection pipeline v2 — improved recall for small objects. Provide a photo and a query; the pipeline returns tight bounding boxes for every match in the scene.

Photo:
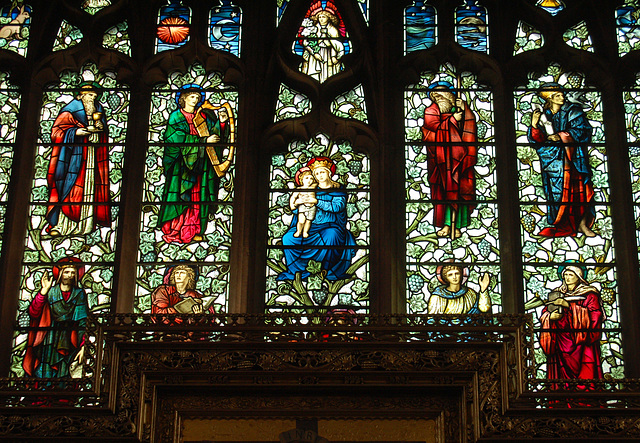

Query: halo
[557,260,587,281]
[175,83,205,108]
[52,257,85,281]
[427,80,454,91]
[76,81,103,100]
[162,263,200,285]
[436,260,469,285]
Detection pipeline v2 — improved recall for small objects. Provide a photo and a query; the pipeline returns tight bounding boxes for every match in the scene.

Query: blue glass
[455,0,488,53]
[156,0,191,53]
[276,0,288,25]
[617,3,640,56]
[536,0,565,16]
[405,1,436,53]
[209,0,241,57]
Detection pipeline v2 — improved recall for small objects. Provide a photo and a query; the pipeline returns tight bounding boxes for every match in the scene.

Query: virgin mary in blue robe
[277,157,356,281]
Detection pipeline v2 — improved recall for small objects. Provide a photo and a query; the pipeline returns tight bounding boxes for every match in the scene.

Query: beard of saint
[434,91,456,113]
[82,94,97,117]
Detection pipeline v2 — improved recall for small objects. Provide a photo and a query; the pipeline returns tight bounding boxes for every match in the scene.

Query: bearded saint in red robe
[46,83,111,236]
[421,81,477,239]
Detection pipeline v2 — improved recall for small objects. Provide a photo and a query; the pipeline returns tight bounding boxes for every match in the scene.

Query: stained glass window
[293,1,351,83]
[274,84,311,122]
[515,63,624,380]
[81,0,111,15]
[331,85,367,122]
[266,135,370,313]
[616,1,640,57]
[0,2,30,57]
[52,20,83,52]
[404,1,436,54]
[357,0,368,23]
[624,74,640,273]
[209,0,241,57]
[455,0,488,53]
[276,0,289,26]
[535,0,565,16]
[156,0,190,53]
[14,63,129,378]
[0,73,19,257]
[563,21,594,52]
[102,21,130,56]
[136,63,236,315]
[514,21,544,55]
[405,63,500,315]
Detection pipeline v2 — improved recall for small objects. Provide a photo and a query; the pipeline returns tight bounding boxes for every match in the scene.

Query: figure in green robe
[158,84,233,243]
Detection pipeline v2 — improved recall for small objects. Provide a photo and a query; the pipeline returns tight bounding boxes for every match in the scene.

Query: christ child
[290,166,318,238]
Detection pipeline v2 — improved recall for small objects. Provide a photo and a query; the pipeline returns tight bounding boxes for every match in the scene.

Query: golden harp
[193,101,236,178]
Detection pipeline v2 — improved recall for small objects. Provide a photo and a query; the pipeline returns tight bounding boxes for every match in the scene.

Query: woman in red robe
[540,265,604,387]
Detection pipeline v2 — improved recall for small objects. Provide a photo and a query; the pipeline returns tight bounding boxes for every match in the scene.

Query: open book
[173,296,217,314]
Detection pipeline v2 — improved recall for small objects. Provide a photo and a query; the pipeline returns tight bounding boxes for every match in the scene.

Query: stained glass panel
[0,2,30,57]
[135,63,236,314]
[624,74,640,283]
[515,63,623,380]
[209,0,241,57]
[563,21,594,52]
[156,0,190,53]
[331,84,367,122]
[514,21,544,55]
[0,72,20,255]
[404,1,436,54]
[102,21,131,56]
[13,64,129,379]
[455,0,488,53]
[616,1,640,57]
[357,0,368,23]
[405,63,500,314]
[293,1,351,83]
[274,84,311,122]
[266,135,370,313]
[82,0,111,15]
[53,20,82,52]
[535,0,565,16]
[276,0,289,26]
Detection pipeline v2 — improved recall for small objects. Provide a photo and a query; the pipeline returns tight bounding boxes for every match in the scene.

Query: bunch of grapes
[312,289,328,305]
[348,160,362,176]
[408,273,425,293]
[601,287,616,305]
[630,146,640,158]
[521,214,536,233]
[106,92,122,110]
[478,239,491,258]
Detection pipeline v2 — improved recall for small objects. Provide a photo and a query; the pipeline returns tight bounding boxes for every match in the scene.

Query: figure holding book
[151,265,215,315]
[539,264,603,382]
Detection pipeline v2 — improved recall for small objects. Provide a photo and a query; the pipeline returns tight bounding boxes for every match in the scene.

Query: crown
[308,158,332,171]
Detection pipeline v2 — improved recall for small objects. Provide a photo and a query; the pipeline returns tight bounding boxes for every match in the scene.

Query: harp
[193,101,236,177]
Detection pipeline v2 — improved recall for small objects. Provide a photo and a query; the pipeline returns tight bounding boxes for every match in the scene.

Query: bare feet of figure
[293,230,301,238]
[436,226,462,238]
[436,226,450,237]
[578,219,596,237]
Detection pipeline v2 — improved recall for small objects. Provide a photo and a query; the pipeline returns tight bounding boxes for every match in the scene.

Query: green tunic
[158,108,229,231]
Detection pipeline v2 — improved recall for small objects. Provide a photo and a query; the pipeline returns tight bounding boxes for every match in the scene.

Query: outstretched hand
[40,272,53,296]
[479,272,490,292]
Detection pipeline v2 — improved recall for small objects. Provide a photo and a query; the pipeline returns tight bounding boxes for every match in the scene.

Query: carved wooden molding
[0,314,639,442]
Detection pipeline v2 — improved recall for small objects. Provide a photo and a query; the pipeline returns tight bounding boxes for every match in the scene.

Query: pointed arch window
[515,63,624,380]
[405,63,500,314]
[135,64,236,315]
